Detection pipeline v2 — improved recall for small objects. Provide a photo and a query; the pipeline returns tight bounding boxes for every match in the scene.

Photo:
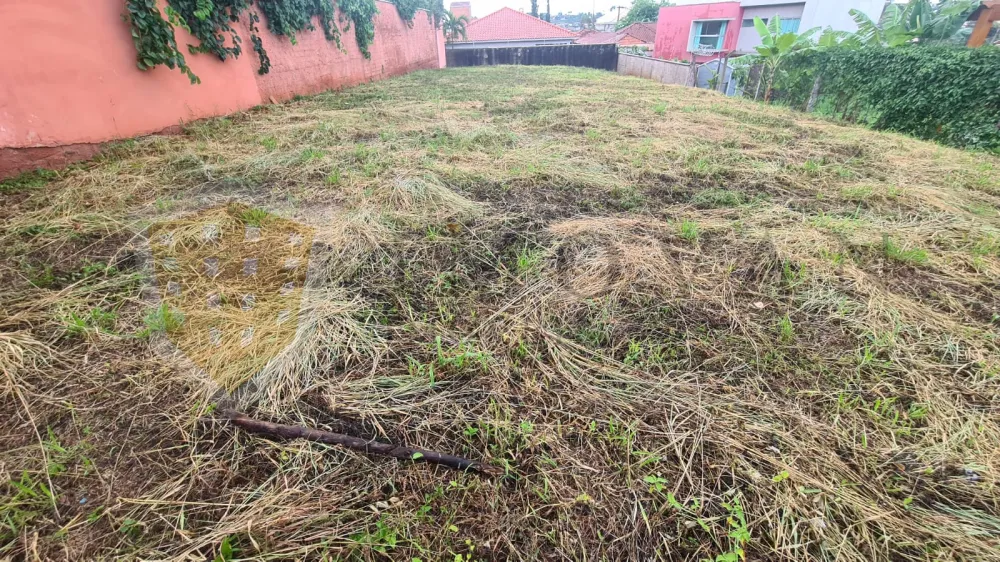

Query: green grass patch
[883,236,928,265]
[239,207,270,226]
[690,188,746,209]
[679,220,699,241]
[0,169,57,193]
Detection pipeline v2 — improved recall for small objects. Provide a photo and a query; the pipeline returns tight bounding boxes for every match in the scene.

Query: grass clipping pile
[147,204,314,391]
[2,66,1000,561]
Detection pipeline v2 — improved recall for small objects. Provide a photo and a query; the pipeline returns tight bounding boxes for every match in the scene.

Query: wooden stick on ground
[219,409,501,476]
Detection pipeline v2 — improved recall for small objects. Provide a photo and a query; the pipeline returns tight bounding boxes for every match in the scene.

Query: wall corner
[437,28,447,68]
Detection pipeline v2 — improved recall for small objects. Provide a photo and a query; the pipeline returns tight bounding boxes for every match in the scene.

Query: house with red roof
[447,7,577,50]
[576,22,657,49]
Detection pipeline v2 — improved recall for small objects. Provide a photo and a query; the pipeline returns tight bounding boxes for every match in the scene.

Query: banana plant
[816,28,860,50]
[849,0,980,47]
[850,4,917,46]
[753,15,820,102]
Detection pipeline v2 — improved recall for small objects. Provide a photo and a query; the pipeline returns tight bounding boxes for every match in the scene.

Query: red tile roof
[619,22,656,44]
[575,31,618,45]
[574,22,657,45]
[460,7,577,42]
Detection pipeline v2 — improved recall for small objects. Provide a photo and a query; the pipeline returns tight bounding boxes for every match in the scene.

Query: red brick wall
[0,0,444,179]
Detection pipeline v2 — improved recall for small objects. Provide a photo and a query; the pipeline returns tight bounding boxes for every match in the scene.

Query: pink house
[652,1,886,63]
[654,2,742,62]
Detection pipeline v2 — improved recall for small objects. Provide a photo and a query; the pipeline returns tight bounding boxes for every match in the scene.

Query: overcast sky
[465,0,623,18]
[465,0,711,19]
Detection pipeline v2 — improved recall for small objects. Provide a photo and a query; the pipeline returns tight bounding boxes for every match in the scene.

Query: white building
[664,0,887,54]
[736,0,887,53]
[595,12,620,31]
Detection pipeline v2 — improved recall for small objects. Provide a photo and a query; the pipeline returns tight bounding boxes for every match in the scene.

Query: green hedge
[777,46,1000,151]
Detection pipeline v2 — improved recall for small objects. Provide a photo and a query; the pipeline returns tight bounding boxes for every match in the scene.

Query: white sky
[465,0,627,18]
[465,0,710,19]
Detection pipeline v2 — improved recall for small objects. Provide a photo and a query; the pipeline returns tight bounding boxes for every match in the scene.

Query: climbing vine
[257,0,339,46]
[123,0,419,82]
[391,0,422,23]
[339,0,378,57]
[124,0,199,83]
[393,0,444,27]
[775,46,1000,150]
[169,0,249,62]
[247,10,270,74]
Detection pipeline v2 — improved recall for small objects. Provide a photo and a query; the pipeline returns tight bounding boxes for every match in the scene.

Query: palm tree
[849,0,980,46]
[752,15,820,102]
[443,12,469,43]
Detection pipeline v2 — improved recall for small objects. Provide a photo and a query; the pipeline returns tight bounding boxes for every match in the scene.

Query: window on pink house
[691,20,728,52]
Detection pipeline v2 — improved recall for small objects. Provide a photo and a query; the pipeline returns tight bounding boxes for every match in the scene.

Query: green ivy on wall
[391,0,423,23]
[124,0,200,83]
[394,0,444,27]
[257,0,339,46]
[169,0,250,62]
[247,10,270,74]
[125,0,440,84]
[338,0,378,57]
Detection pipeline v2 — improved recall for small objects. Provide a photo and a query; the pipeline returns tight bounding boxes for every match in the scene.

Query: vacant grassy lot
[2,66,999,561]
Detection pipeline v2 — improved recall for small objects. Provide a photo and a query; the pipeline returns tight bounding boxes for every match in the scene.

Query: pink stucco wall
[0,0,262,149]
[654,2,742,62]
[254,9,445,102]
[0,0,444,178]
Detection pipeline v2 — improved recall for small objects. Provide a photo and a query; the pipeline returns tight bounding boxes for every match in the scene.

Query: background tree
[394,0,447,25]
[530,0,539,18]
[545,0,551,22]
[616,0,671,30]
[424,0,447,26]
[443,12,469,43]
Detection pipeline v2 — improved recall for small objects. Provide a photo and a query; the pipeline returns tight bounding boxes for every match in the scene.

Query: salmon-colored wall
[0,0,262,149]
[653,3,742,62]
[437,23,448,69]
[254,8,444,102]
[0,0,443,177]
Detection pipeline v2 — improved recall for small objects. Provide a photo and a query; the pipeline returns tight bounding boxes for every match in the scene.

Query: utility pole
[606,5,626,29]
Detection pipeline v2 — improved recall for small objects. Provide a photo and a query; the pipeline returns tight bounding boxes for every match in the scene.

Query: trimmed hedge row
[777,46,1000,151]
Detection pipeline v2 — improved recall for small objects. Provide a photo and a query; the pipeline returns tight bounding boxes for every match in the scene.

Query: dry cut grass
[1,66,999,561]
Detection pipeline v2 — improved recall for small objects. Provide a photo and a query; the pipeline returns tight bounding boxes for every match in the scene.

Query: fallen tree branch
[219,409,501,476]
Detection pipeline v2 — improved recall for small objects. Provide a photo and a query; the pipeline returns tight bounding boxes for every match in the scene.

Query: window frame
[779,17,801,33]
[689,18,731,53]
